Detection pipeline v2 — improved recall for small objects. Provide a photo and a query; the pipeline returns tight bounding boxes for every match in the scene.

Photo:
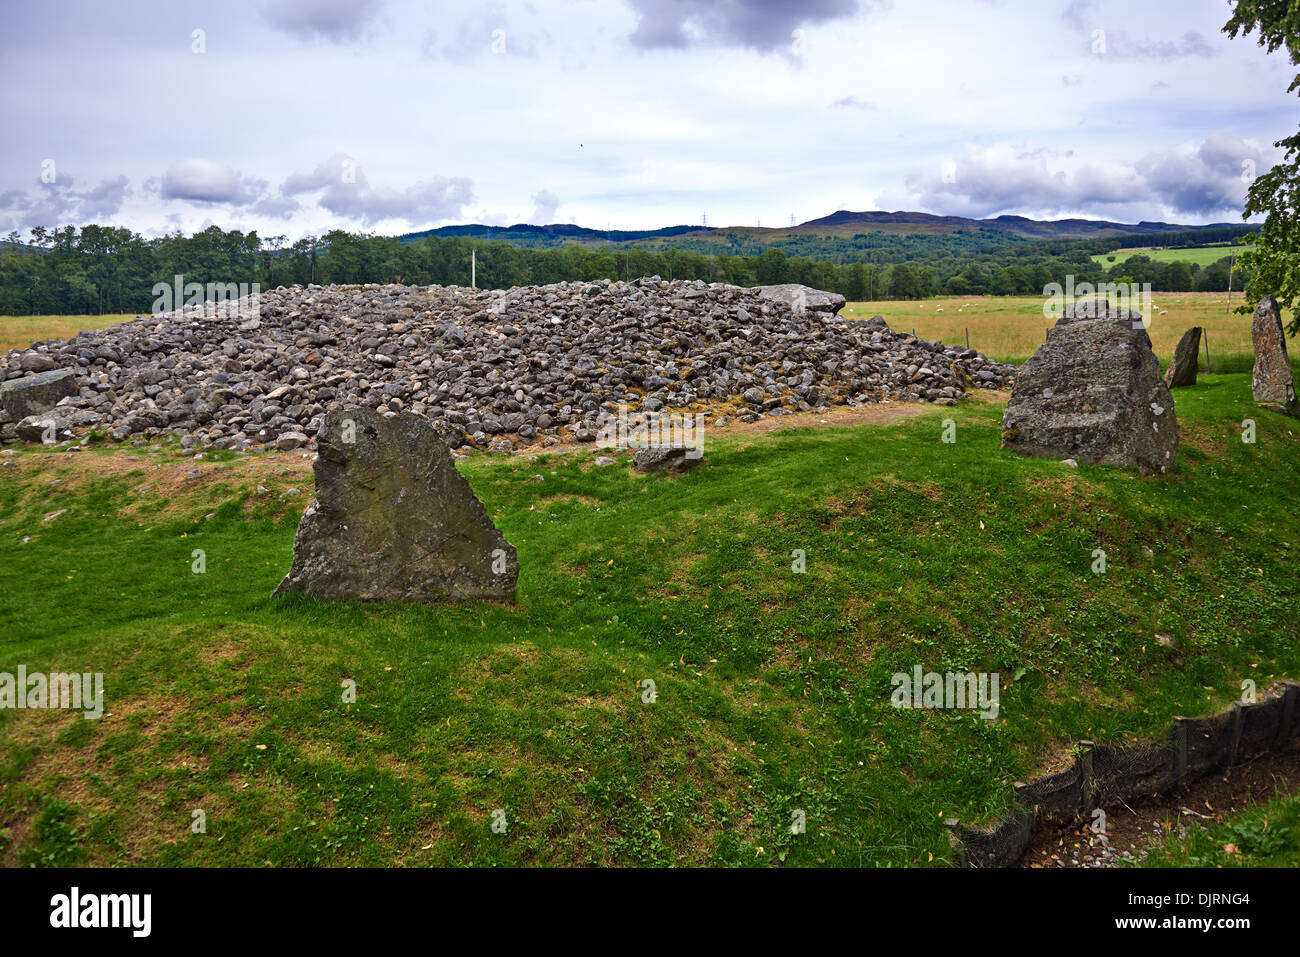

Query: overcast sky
[1,0,1295,239]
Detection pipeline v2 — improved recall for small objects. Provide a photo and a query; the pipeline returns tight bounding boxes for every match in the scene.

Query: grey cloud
[281,154,356,195]
[0,172,131,231]
[627,0,866,51]
[1138,134,1262,216]
[419,2,539,61]
[1060,0,1098,32]
[282,155,473,226]
[264,0,386,44]
[528,189,560,224]
[77,175,131,219]
[160,160,265,206]
[1101,30,1216,61]
[903,135,1265,220]
[250,194,302,220]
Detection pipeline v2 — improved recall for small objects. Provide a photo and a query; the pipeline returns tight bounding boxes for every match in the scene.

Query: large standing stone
[753,283,846,316]
[1251,296,1298,416]
[1001,301,1178,474]
[273,409,519,603]
[1163,326,1202,388]
[0,368,78,423]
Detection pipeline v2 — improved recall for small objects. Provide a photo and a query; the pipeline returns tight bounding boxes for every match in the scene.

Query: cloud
[263,0,386,44]
[1060,0,1097,32]
[528,189,560,224]
[250,194,302,220]
[900,136,1266,220]
[832,95,878,110]
[280,154,474,226]
[1101,30,1215,61]
[74,175,131,220]
[1137,133,1264,216]
[419,2,539,60]
[158,159,265,206]
[280,155,355,196]
[626,0,867,51]
[0,171,131,232]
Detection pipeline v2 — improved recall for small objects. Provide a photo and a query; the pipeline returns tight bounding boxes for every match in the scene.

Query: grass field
[1089,245,1243,268]
[0,314,134,354]
[1,372,1297,866]
[842,292,1289,369]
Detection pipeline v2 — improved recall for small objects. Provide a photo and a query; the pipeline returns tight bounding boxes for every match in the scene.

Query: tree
[756,248,788,284]
[1224,1,1300,331]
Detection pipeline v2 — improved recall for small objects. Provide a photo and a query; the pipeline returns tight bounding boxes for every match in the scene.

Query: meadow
[841,292,1287,370]
[1089,246,1242,268]
[0,363,1296,866]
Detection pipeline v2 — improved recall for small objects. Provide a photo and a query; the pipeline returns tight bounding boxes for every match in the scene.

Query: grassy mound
[0,376,1296,866]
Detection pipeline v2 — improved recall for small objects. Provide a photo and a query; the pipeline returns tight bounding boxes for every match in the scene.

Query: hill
[400,210,1251,247]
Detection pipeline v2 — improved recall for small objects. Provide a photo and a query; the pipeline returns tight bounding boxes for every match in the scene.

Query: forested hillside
[0,222,1256,316]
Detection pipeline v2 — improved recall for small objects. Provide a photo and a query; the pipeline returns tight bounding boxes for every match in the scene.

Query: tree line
[0,224,1253,316]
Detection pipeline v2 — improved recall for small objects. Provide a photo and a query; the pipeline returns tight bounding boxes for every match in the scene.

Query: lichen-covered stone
[1163,326,1201,389]
[1251,296,1298,416]
[631,445,702,473]
[1002,301,1178,475]
[273,408,518,603]
[0,368,77,423]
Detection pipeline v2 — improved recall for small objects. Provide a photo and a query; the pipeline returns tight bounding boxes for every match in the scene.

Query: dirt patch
[1020,742,1300,868]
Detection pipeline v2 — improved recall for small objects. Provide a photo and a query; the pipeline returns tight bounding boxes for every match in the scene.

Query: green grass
[843,292,1289,373]
[1130,792,1300,868]
[0,313,134,353]
[0,376,1297,867]
[1090,246,1242,268]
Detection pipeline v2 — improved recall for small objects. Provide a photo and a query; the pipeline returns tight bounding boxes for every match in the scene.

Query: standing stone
[0,368,78,423]
[1163,327,1202,388]
[1002,301,1178,475]
[1251,296,1298,416]
[273,409,519,603]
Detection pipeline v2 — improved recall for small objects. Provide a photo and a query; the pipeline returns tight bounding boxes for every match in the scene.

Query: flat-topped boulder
[273,408,519,603]
[0,368,77,423]
[1002,300,1178,475]
[753,283,846,316]
[1251,296,1298,416]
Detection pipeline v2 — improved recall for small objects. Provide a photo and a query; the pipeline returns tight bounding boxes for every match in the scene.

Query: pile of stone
[0,279,1016,452]
[1002,299,1178,475]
